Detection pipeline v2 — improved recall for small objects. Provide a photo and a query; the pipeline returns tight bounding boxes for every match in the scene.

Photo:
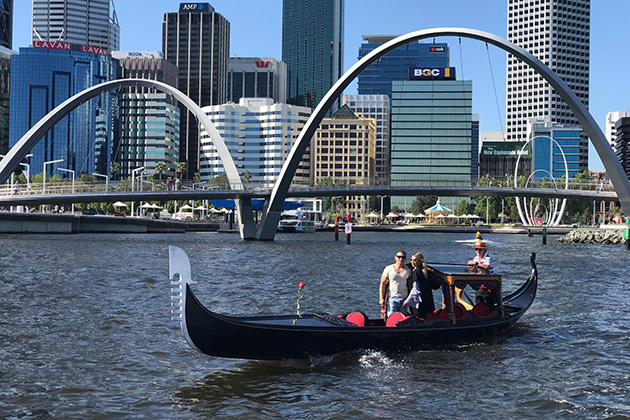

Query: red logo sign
[33,40,72,51]
[81,45,109,56]
[255,61,271,68]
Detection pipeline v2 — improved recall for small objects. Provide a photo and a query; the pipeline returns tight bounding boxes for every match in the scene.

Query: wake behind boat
[169,246,537,360]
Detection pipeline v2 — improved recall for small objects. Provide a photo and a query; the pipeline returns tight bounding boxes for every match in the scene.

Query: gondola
[169,246,537,360]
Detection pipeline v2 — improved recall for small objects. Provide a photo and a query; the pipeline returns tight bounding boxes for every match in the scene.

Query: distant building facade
[113,51,180,179]
[479,140,532,181]
[506,0,590,172]
[613,117,630,180]
[605,111,630,147]
[527,118,581,181]
[0,0,11,48]
[357,36,449,99]
[282,0,343,112]
[162,3,230,178]
[199,98,311,188]
[390,79,473,210]
[32,0,120,51]
[9,45,118,177]
[312,105,376,219]
[228,57,286,104]
[343,94,390,183]
[0,46,13,155]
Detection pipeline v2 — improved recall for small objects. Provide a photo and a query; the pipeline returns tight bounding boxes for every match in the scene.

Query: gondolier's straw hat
[474,231,487,249]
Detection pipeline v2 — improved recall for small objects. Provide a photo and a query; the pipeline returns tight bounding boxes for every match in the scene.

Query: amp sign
[408,67,456,80]
[179,3,212,13]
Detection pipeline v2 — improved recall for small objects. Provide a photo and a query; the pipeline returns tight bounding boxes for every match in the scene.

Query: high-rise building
[163,3,230,178]
[228,57,286,104]
[113,51,180,179]
[479,140,532,180]
[605,111,630,147]
[0,46,13,155]
[312,105,376,219]
[343,94,389,183]
[506,0,590,172]
[282,0,343,112]
[0,0,12,48]
[613,117,630,180]
[199,98,311,188]
[357,36,449,99]
[527,118,581,181]
[32,0,120,51]
[9,44,117,177]
[390,79,473,210]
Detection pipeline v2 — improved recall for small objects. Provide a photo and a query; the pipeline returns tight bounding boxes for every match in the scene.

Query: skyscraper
[0,0,11,48]
[9,45,118,177]
[282,0,343,111]
[228,57,287,104]
[357,36,449,99]
[163,3,230,178]
[506,0,590,172]
[32,0,120,51]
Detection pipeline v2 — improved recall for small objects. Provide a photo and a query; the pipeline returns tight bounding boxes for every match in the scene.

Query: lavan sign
[179,3,212,13]
[33,40,109,56]
[408,67,456,80]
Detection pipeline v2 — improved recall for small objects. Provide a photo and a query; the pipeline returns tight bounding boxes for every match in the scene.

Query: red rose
[298,282,305,289]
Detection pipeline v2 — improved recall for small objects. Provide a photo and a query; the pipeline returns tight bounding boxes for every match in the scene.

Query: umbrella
[386,212,399,218]
[194,205,207,211]
[447,214,459,218]
[436,214,445,218]
[366,213,380,218]
[404,213,416,218]
[209,208,221,213]
[180,204,193,210]
[151,204,162,209]
[113,201,126,207]
[417,213,426,218]
[140,203,153,209]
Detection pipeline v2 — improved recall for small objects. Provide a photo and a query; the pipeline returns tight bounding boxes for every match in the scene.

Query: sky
[11,0,630,171]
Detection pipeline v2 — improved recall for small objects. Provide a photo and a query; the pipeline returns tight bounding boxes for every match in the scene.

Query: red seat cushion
[346,311,368,326]
[454,303,469,319]
[386,312,409,327]
[427,309,448,321]
[472,303,492,317]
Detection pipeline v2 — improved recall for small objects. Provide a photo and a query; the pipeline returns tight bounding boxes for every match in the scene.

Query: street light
[93,172,109,193]
[377,195,386,221]
[43,159,64,195]
[59,168,75,214]
[131,166,145,217]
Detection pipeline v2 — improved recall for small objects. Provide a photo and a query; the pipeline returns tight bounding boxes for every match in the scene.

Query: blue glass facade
[9,47,117,177]
[358,40,449,99]
[530,128,581,182]
[390,80,473,210]
[282,0,343,111]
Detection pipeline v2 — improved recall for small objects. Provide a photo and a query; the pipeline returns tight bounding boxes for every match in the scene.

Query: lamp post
[43,158,64,195]
[93,172,109,192]
[377,195,386,222]
[131,166,145,217]
[59,168,75,214]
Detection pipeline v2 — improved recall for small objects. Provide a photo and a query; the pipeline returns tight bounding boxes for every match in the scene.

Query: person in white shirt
[379,250,412,317]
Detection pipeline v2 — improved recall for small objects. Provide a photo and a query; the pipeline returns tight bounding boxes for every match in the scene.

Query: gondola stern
[169,245,203,354]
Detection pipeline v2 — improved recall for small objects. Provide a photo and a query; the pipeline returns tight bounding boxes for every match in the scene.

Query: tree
[454,199,470,216]
[409,195,438,215]
[155,162,166,181]
[111,162,120,181]
[176,162,187,180]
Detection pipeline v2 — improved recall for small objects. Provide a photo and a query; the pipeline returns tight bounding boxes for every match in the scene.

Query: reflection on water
[1,231,629,418]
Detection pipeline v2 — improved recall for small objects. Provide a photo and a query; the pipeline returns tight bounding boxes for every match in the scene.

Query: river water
[0,230,629,419]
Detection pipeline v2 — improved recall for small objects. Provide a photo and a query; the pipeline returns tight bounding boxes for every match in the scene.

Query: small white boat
[277,218,316,233]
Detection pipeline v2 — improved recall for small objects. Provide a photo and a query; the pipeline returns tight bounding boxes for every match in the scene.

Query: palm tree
[176,162,187,180]
[110,162,120,181]
[155,162,166,181]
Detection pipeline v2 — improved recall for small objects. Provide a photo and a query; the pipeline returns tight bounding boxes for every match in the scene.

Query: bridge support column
[236,198,257,240]
[256,208,281,241]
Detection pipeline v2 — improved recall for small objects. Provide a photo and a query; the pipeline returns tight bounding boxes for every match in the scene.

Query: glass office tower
[390,79,473,210]
[0,46,13,155]
[282,0,343,112]
[528,118,581,181]
[0,0,11,48]
[358,37,449,99]
[32,0,120,51]
[162,3,230,178]
[9,46,117,177]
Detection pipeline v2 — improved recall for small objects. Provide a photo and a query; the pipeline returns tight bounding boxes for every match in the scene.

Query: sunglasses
[395,255,406,259]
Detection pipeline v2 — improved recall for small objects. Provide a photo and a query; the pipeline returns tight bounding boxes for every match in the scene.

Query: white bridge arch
[0,78,258,238]
[256,27,630,240]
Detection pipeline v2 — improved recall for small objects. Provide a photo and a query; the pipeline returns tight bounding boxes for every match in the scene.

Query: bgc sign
[408,67,456,80]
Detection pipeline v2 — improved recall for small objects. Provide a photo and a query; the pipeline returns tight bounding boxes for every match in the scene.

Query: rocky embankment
[555,228,627,245]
